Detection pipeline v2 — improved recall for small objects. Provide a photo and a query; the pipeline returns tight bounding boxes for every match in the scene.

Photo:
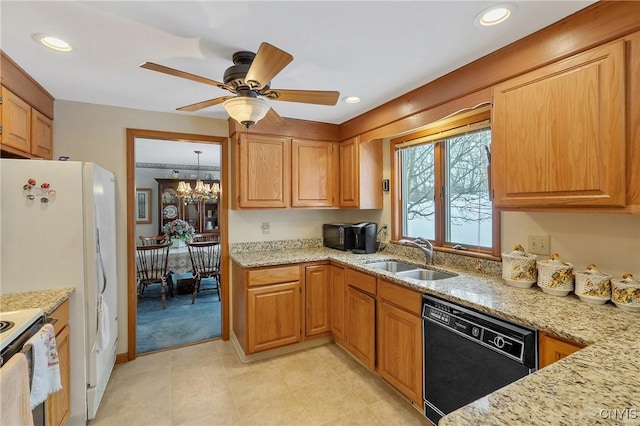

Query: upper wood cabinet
[492,41,626,208]
[1,53,55,160]
[1,86,31,153]
[233,133,290,208]
[339,136,383,209]
[291,139,339,208]
[31,108,53,159]
[232,132,342,209]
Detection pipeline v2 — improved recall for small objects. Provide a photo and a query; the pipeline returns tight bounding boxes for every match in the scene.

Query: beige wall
[53,100,640,356]
[54,100,228,354]
[502,212,640,278]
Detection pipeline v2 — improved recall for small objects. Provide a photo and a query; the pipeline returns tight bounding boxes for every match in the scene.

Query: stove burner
[0,321,15,333]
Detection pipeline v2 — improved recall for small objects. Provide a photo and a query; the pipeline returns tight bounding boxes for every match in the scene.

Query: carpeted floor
[136,278,221,354]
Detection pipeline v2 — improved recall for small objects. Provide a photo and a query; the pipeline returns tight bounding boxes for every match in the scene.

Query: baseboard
[115,353,129,364]
[230,332,333,363]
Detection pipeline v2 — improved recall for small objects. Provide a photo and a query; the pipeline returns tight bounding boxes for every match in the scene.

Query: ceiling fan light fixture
[223,97,270,128]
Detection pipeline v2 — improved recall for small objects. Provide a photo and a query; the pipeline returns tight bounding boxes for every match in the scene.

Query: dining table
[166,246,193,274]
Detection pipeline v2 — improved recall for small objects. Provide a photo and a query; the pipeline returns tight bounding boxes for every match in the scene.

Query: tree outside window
[400,127,493,252]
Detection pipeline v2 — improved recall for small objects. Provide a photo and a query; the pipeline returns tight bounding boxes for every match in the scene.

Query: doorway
[126,129,228,360]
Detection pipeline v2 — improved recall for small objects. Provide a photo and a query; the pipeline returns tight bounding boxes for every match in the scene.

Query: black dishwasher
[422,295,538,424]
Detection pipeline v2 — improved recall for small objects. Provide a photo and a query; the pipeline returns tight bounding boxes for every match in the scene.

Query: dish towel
[92,294,110,352]
[0,352,34,426]
[27,323,62,409]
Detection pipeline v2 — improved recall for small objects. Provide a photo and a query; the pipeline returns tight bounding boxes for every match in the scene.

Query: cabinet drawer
[49,300,69,336]
[378,280,422,315]
[248,265,300,287]
[346,268,376,295]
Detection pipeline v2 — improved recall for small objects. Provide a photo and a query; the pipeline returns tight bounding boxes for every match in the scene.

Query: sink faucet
[398,237,434,266]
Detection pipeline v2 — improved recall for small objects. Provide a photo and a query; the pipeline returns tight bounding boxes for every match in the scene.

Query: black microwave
[323,223,354,251]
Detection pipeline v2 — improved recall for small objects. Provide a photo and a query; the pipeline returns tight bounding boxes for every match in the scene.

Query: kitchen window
[392,106,499,258]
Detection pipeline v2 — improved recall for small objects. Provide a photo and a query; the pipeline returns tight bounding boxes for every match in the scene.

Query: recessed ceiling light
[35,34,72,52]
[343,96,361,104]
[475,4,515,27]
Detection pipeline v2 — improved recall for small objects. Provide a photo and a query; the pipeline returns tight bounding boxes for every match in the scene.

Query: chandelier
[176,150,220,204]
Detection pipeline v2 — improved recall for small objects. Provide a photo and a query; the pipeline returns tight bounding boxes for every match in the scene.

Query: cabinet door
[345,286,376,369]
[492,41,626,207]
[1,86,31,153]
[47,324,70,426]
[329,265,345,341]
[377,301,422,405]
[291,139,338,207]
[305,265,330,336]
[31,109,53,159]
[247,281,301,353]
[237,134,290,208]
[339,137,359,207]
[539,332,583,368]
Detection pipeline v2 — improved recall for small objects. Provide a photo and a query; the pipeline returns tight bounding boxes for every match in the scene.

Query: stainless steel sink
[366,261,420,273]
[396,268,457,281]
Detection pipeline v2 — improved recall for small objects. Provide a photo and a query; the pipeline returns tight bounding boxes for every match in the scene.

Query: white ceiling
[1,1,595,129]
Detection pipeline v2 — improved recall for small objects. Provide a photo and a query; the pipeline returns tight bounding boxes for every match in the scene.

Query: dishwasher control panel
[422,294,535,365]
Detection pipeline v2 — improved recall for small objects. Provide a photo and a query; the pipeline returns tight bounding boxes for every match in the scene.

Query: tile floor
[89,340,429,426]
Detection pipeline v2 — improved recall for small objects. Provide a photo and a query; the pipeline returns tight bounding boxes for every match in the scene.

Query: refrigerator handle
[96,229,107,295]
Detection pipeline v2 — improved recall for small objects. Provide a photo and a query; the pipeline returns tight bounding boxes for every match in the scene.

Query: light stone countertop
[231,247,640,425]
[0,288,75,315]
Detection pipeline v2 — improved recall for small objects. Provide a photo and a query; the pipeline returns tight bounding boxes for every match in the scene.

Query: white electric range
[0,308,45,364]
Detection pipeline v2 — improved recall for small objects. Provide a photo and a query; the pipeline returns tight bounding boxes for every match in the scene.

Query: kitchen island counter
[231,246,640,425]
[0,288,75,315]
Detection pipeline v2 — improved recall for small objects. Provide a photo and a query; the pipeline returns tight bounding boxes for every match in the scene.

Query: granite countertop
[231,247,640,425]
[0,288,75,315]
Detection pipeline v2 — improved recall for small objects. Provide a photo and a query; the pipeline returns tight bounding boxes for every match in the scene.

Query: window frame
[391,108,501,260]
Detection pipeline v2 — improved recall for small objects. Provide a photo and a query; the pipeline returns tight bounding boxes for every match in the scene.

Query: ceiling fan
[141,42,340,128]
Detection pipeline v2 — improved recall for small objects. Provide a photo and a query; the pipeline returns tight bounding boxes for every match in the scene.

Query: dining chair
[139,234,169,245]
[136,242,172,309]
[186,240,221,303]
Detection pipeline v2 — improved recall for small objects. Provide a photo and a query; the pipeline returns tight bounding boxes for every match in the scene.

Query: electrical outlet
[527,234,550,255]
[261,222,270,234]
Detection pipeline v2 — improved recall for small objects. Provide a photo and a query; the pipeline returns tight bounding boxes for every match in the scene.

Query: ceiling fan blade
[176,96,232,112]
[266,89,340,105]
[244,43,293,90]
[141,62,227,89]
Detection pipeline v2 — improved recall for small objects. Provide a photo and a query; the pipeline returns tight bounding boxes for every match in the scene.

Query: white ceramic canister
[501,244,537,288]
[611,273,640,312]
[574,264,611,304]
[536,253,574,296]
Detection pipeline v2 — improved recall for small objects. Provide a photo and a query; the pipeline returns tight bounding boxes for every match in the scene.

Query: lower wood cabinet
[539,331,584,368]
[377,281,423,406]
[232,262,302,354]
[345,285,376,370]
[47,300,70,426]
[247,282,301,353]
[305,265,330,336]
[329,265,346,342]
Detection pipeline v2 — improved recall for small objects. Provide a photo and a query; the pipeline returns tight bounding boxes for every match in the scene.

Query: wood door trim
[126,128,227,361]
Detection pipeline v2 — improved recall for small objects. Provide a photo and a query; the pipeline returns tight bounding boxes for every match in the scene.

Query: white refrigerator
[0,159,118,423]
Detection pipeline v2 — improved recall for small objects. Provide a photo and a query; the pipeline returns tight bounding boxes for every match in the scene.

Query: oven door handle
[45,317,58,326]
